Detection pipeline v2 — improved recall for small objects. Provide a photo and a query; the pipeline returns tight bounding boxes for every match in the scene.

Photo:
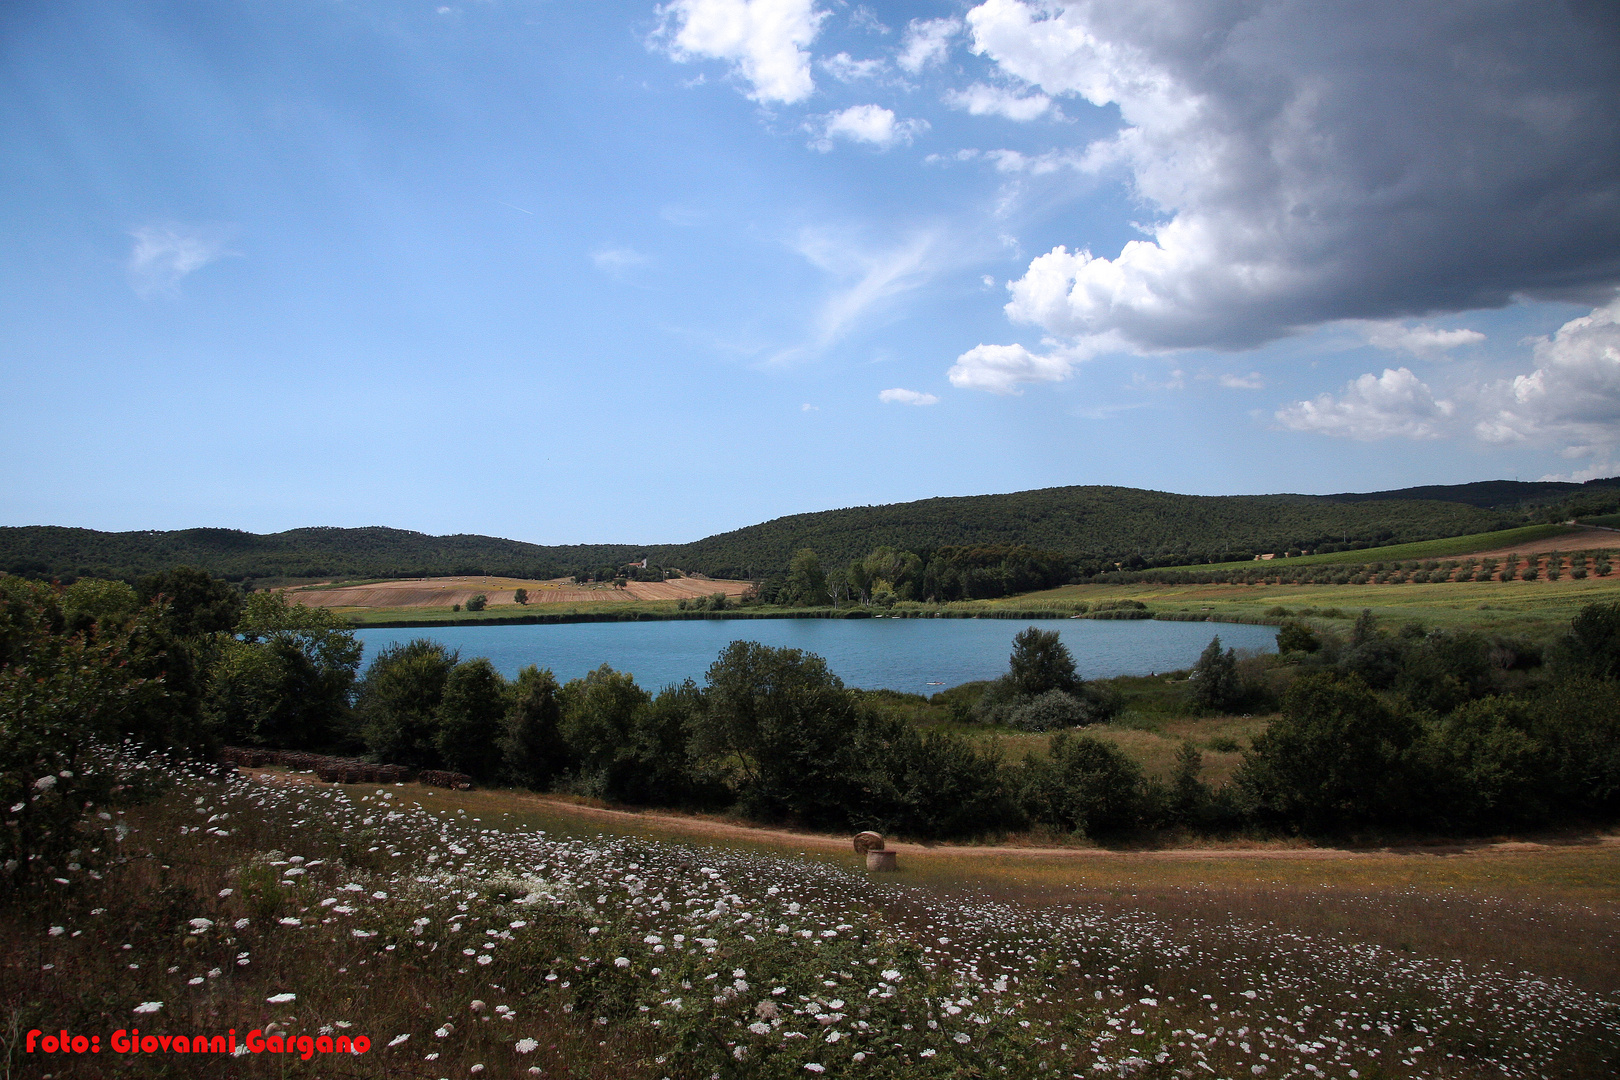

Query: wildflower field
[5,747,1616,1079]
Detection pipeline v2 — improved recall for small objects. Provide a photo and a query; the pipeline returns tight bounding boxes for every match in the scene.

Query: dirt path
[461,786,1620,862]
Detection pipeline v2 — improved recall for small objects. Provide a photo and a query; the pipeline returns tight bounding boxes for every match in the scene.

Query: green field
[992,575,1620,642]
[1168,521,1582,572]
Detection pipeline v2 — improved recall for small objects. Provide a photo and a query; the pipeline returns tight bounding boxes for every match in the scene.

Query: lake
[352,617,1278,694]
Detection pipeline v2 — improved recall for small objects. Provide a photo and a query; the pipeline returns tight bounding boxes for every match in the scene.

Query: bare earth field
[1452,524,1620,561]
[282,574,753,610]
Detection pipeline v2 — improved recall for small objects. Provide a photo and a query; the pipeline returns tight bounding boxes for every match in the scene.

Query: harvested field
[1448,525,1620,561]
[283,573,753,610]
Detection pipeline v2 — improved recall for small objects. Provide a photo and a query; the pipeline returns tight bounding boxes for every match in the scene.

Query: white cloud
[1474,294,1620,456]
[1356,321,1485,358]
[820,52,884,82]
[943,83,1051,122]
[654,0,825,104]
[878,388,940,406]
[126,224,232,296]
[966,0,1620,352]
[590,246,650,274]
[948,342,1077,394]
[942,147,1087,175]
[806,105,928,151]
[1218,372,1263,390]
[801,402,819,411]
[897,17,960,73]
[848,6,889,36]
[1276,367,1454,440]
[779,229,941,359]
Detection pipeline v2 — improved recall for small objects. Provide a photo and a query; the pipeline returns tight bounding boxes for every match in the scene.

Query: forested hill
[5,475,1618,583]
[653,484,1562,579]
[0,526,642,584]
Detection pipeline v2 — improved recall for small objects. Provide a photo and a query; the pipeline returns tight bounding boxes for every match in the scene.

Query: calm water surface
[352,618,1277,694]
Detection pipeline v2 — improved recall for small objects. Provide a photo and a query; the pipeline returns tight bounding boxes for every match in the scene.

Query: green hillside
[5,475,1618,584]
[654,486,1506,578]
[0,525,642,584]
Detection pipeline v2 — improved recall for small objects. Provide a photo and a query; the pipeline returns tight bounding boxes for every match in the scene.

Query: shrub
[1007,689,1091,732]
[465,594,488,612]
[1018,732,1145,837]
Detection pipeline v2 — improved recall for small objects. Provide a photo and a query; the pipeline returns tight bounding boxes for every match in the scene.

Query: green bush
[1017,732,1145,837]
[1237,673,1421,833]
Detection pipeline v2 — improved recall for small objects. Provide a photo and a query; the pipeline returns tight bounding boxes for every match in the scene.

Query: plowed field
[284,574,752,610]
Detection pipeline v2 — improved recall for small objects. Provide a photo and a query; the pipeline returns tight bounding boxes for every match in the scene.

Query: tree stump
[866,849,898,872]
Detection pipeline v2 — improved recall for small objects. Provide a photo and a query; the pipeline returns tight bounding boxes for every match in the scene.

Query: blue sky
[4,1,1618,544]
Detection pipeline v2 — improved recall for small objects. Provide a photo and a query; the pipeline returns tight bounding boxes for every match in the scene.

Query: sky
[3,0,1618,545]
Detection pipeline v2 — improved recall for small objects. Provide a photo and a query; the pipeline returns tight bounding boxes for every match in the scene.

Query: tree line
[1099,550,1614,586]
[17,475,1620,585]
[4,568,1618,885]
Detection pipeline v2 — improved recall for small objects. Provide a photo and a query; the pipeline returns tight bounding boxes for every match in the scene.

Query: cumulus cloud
[943,82,1052,122]
[1357,321,1485,358]
[1276,367,1454,440]
[655,0,825,104]
[820,52,884,82]
[948,342,1078,394]
[965,0,1620,352]
[806,105,928,151]
[897,16,960,73]
[126,224,232,296]
[1218,372,1264,390]
[1474,294,1620,456]
[878,387,940,406]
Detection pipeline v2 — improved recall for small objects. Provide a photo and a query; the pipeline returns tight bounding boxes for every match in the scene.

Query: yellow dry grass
[282,574,752,611]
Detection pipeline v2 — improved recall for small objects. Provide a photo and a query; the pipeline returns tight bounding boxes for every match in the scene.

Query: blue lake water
[352,618,1277,694]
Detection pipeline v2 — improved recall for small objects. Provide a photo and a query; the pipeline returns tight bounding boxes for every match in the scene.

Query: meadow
[7,746,1617,1079]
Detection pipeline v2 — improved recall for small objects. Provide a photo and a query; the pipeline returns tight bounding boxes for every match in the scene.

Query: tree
[694,641,858,824]
[435,659,508,781]
[1236,672,1420,832]
[513,588,529,606]
[1557,601,1620,681]
[559,665,652,799]
[1275,620,1320,655]
[0,577,160,888]
[209,591,363,749]
[1007,627,1081,698]
[1188,636,1242,712]
[355,639,459,767]
[136,566,242,639]
[783,549,830,607]
[465,594,488,612]
[1018,732,1144,837]
[501,665,565,788]
[60,579,139,637]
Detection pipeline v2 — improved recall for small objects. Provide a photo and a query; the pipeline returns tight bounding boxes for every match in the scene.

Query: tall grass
[5,748,1616,1078]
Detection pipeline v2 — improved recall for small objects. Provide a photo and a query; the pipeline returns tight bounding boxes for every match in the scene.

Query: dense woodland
[7,476,1620,586]
[5,566,1618,886]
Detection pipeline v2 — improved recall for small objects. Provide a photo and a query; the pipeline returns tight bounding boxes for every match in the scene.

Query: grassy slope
[995,574,1620,641]
[1165,521,1581,571]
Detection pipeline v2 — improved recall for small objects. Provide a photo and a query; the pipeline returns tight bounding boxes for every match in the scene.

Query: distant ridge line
[3,475,1617,583]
